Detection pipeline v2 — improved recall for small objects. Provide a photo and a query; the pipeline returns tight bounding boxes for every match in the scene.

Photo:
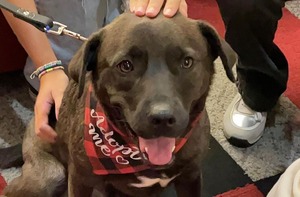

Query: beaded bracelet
[30,60,64,79]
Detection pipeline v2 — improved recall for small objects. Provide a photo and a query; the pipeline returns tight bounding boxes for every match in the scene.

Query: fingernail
[136,7,145,15]
[146,7,155,15]
[164,8,173,17]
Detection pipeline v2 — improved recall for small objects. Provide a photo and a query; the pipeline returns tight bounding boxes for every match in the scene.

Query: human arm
[1,0,68,143]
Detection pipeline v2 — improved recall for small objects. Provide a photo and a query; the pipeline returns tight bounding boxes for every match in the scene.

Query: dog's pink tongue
[139,137,175,166]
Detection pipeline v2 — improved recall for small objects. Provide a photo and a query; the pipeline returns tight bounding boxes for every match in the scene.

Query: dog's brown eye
[181,57,193,69]
[117,60,134,73]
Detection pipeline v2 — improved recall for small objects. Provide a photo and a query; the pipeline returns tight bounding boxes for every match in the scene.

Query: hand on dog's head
[68,12,236,166]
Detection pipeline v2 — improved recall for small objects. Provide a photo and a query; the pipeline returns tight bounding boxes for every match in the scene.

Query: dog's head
[69,12,236,166]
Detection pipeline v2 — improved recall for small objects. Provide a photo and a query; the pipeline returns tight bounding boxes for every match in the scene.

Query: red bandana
[84,85,201,175]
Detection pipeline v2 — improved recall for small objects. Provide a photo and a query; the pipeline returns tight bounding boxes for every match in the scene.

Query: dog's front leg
[174,173,202,197]
[68,163,94,197]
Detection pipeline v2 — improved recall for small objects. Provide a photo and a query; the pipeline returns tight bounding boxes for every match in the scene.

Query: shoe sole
[226,136,262,148]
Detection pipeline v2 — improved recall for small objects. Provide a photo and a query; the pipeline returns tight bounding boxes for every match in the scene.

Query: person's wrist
[39,69,68,84]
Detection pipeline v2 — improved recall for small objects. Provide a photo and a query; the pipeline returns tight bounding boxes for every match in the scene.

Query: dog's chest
[130,173,179,188]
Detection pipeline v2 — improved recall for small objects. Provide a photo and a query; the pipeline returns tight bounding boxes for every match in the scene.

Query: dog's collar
[84,85,202,175]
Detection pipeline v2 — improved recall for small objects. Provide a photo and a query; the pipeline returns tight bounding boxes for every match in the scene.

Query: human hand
[34,69,69,143]
[130,0,188,18]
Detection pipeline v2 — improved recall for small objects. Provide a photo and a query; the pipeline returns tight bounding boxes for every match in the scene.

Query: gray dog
[2,12,236,197]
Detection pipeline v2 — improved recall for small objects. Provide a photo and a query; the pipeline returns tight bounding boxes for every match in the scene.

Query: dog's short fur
[3,12,236,197]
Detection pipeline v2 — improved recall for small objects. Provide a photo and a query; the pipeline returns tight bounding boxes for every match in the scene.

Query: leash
[0,0,88,41]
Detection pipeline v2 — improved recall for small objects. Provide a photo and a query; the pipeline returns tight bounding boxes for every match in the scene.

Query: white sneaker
[223,93,267,147]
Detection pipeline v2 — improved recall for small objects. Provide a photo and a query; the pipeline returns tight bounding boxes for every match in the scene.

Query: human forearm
[1,0,57,69]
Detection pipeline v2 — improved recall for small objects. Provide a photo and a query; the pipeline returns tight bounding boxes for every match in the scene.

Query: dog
[1,12,236,197]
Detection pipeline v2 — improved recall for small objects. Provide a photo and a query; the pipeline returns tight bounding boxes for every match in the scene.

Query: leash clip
[46,21,88,41]
[0,0,87,41]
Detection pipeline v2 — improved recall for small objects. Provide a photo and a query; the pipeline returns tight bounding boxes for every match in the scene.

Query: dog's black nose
[149,113,176,126]
[148,104,176,127]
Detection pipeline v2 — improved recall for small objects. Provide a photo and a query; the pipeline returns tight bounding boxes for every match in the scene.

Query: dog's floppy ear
[68,31,102,97]
[198,22,237,82]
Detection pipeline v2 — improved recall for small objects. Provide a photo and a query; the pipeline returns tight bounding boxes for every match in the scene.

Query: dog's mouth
[138,137,176,166]
[110,104,186,167]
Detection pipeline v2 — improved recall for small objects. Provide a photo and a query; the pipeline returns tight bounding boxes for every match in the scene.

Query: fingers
[163,0,181,17]
[179,0,188,17]
[34,70,68,143]
[36,123,57,143]
[132,0,150,16]
[34,95,57,143]
[130,0,188,18]
[145,0,165,18]
[130,0,137,12]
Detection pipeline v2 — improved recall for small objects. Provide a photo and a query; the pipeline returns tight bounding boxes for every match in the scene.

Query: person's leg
[216,0,288,147]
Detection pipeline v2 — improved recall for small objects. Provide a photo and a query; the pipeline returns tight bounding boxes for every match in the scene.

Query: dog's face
[70,12,236,166]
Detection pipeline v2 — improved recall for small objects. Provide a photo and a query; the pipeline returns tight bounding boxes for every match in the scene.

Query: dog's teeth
[145,147,148,153]
[172,146,176,152]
